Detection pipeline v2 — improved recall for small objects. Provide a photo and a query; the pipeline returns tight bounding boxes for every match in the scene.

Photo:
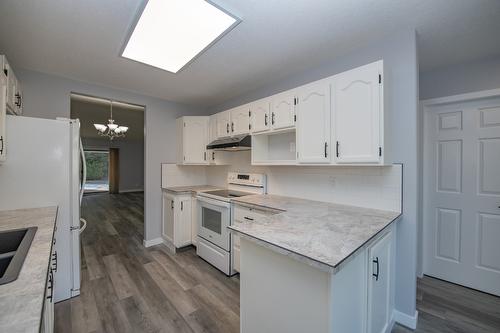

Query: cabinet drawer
[233,205,275,223]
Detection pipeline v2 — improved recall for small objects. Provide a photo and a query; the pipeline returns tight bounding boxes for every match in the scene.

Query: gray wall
[82,137,144,192]
[17,69,206,242]
[420,56,500,100]
[210,29,419,320]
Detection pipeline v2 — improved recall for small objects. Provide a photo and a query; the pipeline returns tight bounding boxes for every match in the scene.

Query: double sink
[0,227,37,285]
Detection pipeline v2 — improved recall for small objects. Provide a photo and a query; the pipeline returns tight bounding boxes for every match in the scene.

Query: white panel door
[216,111,231,138]
[333,61,382,163]
[231,105,250,136]
[424,97,500,296]
[270,90,296,130]
[250,99,270,134]
[183,117,208,164]
[296,80,331,163]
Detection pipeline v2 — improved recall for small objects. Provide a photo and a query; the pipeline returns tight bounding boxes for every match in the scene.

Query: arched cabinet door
[270,90,296,131]
[334,61,382,164]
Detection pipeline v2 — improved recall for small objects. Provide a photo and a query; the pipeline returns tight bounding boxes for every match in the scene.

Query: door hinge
[378,74,382,84]
[379,147,382,156]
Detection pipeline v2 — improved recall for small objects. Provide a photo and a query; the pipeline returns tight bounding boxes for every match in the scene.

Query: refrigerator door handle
[79,139,86,205]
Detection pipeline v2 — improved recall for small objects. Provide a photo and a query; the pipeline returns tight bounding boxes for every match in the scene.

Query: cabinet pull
[47,269,54,302]
[372,257,379,281]
[243,216,254,221]
[0,136,3,155]
[171,201,174,209]
[324,142,328,158]
[336,141,340,158]
[226,123,229,134]
[271,112,275,125]
[181,201,183,211]
[212,151,215,160]
[204,152,206,161]
[231,122,234,132]
[52,251,58,272]
[264,114,268,126]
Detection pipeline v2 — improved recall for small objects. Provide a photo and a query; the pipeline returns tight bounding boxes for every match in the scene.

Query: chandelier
[93,100,129,140]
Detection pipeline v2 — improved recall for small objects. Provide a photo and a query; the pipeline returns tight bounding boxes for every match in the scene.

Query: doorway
[423,93,500,296]
[84,150,109,193]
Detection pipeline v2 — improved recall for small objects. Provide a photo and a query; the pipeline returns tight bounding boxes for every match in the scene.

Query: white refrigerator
[0,115,85,302]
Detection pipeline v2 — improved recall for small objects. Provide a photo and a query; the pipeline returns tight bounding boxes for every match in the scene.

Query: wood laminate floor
[55,192,500,333]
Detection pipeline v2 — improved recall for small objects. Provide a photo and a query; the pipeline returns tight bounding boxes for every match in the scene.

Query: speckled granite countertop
[163,185,220,194]
[0,206,57,333]
[229,195,401,274]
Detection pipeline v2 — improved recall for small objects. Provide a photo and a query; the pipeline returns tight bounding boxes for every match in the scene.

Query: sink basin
[0,227,37,285]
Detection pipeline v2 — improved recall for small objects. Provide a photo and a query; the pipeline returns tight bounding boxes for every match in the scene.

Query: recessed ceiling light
[121,0,239,73]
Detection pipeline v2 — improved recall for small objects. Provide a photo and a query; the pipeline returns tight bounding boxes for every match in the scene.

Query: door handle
[265,114,268,126]
[324,142,328,158]
[271,112,275,125]
[372,257,379,281]
[231,122,234,132]
[226,123,229,134]
[336,141,340,158]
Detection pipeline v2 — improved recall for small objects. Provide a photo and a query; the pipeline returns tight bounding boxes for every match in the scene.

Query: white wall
[420,56,500,100]
[16,69,207,241]
[83,137,144,192]
[208,29,419,322]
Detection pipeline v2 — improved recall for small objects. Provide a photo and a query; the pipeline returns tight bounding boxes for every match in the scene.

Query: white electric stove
[196,172,266,275]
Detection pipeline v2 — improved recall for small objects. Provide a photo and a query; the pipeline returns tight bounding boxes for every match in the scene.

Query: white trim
[143,237,163,247]
[421,88,500,106]
[393,310,418,329]
[119,188,144,193]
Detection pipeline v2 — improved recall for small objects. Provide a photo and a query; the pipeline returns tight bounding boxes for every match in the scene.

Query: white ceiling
[1,0,499,107]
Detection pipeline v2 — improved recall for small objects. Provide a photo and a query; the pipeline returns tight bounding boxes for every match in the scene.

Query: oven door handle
[196,195,231,209]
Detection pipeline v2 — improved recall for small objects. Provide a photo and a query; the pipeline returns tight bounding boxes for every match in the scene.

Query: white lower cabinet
[162,192,192,249]
[240,226,394,333]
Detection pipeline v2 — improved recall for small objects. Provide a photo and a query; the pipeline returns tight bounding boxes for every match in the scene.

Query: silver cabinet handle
[244,216,254,221]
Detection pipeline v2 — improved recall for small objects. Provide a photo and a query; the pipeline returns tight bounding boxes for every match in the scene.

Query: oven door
[197,196,231,251]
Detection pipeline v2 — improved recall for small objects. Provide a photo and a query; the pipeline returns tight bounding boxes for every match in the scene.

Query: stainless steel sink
[0,227,37,285]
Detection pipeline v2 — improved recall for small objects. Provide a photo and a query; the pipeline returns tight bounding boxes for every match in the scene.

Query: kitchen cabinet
[270,90,296,131]
[333,60,383,164]
[1,55,23,115]
[207,115,229,165]
[230,105,250,136]
[250,99,270,134]
[0,74,6,162]
[216,110,231,138]
[176,116,209,165]
[367,231,392,333]
[232,204,277,273]
[296,80,331,164]
[162,191,192,249]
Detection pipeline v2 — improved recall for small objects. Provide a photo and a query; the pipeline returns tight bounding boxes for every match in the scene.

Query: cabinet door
[250,99,270,134]
[5,64,16,112]
[176,197,192,247]
[0,74,6,162]
[191,197,198,245]
[162,192,175,243]
[183,117,209,164]
[296,80,331,163]
[208,114,218,142]
[216,111,231,138]
[231,106,250,136]
[367,231,392,333]
[334,61,382,163]
[270,90,296,130]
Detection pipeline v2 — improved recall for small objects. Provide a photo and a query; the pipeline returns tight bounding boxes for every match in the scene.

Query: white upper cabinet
[216,110,231,138]
[177,116,209,165]
[296,80,331,164]
[208,114,218,143]
[250,99,270,134]
[230,105,250,136]
[270,90,296,130]
[333,60,382,164]
[1,55,22,115]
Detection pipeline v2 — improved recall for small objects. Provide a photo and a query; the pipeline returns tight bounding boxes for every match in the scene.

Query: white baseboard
[393,309,418,329]
[119,188,144,193]
[143,237,163,248]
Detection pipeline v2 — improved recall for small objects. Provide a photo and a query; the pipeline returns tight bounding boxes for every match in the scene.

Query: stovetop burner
[201,189,253,199]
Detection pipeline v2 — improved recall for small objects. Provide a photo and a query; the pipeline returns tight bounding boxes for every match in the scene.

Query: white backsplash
[161,164,207,188]
[163,151,402,212]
